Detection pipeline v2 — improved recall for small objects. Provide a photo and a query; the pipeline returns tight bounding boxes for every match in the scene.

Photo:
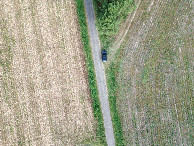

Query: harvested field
[0,0,95,145]
[116,0,193,145]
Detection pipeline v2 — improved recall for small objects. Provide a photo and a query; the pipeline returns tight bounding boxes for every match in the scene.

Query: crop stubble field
[0,0,95,145]
[116,0,193,145]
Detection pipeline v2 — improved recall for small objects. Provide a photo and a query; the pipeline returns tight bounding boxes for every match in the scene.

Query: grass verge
[106,44,126,146]
[75,0,107,145]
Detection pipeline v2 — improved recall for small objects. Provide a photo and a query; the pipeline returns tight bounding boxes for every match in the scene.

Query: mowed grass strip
[75,0,106,145]
[106,44,126,146]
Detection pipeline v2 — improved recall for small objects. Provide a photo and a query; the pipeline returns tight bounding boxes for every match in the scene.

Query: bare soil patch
[0,0,95,145]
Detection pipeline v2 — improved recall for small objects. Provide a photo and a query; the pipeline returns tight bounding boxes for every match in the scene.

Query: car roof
[102,50,107,54]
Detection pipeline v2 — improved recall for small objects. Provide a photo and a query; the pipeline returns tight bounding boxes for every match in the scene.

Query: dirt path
[84,0,115,145]
[108,0,141,64]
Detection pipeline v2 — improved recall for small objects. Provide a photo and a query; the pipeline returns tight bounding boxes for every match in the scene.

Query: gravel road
[84,0,115,145]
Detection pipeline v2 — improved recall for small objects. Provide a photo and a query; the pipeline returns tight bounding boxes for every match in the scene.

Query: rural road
[84,0,116,146]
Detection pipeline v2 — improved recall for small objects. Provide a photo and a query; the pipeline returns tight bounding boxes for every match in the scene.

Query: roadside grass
[75,0,106,145]
[116,0,193,145]
[106,41,127,146]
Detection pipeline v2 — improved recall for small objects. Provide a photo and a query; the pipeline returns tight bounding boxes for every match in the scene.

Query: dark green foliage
[94,0,125,18]
[93,0,136,49]
[75,0,107,145]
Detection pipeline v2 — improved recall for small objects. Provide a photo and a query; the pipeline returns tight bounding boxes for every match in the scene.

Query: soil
[0,0,95,145]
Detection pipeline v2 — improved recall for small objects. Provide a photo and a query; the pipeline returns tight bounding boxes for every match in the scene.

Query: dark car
[102,50,107,62]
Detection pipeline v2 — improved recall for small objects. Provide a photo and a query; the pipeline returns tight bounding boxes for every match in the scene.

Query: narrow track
[84,0,115,145]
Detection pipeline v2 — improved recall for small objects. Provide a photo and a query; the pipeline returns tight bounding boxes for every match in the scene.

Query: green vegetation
[106,44,125,146]
[93,0,136,145]
[93,0,136,49]
[116,0,193,145]
[75,0,106,145]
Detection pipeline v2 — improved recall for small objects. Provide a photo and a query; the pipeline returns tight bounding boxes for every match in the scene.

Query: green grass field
[116,0,193,145]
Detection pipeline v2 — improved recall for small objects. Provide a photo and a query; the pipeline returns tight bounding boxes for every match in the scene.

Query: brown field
[116,0,193,145]
[0,0,95,145]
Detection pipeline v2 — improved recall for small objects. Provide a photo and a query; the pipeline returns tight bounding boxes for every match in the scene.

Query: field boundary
[108,0,141,64]
[106,43,126,145]
[92,1,132,145]
[75,0,107,145]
